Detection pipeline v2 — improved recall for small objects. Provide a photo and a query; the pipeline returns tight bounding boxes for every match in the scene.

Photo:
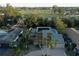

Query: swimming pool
[31,27,64,44]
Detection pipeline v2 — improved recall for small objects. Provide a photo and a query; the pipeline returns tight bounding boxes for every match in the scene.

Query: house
[0,28,23,48]
[66,28,79,49]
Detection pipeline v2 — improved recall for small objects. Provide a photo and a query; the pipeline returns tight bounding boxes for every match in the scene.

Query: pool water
[31,27,64,44]
[42,29,64,44]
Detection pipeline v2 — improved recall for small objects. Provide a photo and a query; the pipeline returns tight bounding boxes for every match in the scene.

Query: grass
[19,9,52,18]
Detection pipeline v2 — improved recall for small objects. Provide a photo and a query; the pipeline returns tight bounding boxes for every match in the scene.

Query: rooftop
[0,28,23,44]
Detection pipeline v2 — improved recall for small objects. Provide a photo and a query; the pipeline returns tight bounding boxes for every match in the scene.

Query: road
[0,47,15,56]
[25,47,65,56]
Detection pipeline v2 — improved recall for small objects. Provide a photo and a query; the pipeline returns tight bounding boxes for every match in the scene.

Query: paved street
[25,47,65,56]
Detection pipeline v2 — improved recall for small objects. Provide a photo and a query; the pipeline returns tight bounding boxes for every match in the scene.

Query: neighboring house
[66,28,79,49]
[0,28,23,48]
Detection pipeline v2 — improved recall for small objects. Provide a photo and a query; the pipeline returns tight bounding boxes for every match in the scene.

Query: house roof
[0,28,23,44]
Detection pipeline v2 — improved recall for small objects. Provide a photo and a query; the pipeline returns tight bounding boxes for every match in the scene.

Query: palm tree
[47,32,52,48]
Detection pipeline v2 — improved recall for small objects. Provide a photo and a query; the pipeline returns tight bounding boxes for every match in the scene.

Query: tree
[36,17,44,26]
[47,32,52,48]
[52,5,58,15]
[55,17,67,34]
[57,7,64,18]
[5,3,20,17]
[15,47,21,56]
[52,5,64,17]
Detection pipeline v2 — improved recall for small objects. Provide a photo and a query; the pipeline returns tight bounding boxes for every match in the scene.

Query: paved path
[25,47,66,56]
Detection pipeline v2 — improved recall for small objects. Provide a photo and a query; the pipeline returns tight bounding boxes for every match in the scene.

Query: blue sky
[0,0,79,7]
